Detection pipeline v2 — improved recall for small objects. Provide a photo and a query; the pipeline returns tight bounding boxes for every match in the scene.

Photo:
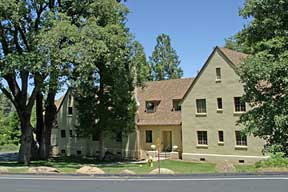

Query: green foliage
[255,153,288,168]
[0,94,20,146]
[70,0,137,142]
[149,34,183,80]
[233,0,288,155]
[130,41,151,85]
[224,36,250,53]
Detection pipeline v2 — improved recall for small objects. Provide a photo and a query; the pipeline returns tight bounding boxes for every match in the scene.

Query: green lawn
[3,156,287,174]
[0,157,216,174]
[235,165,258,173]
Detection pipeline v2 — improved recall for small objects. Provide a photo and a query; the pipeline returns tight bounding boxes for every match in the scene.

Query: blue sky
[125,0,247,78]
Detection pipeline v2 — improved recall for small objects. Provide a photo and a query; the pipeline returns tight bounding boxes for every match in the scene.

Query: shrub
[255,153,288,168]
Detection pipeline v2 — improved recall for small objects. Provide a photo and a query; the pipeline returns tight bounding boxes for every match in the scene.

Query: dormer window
[173,100,182,111]
[146,101,156,113]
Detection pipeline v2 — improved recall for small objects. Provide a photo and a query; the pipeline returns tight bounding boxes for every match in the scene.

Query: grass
[2,154,288,174]
[99,160,216,174]
[0,157,216,174]
[235,165,258,173]
[0,144,19,152]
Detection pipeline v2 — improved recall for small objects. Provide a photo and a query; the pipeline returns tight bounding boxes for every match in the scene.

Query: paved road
[0,174,287,192]
[0,152,18,161]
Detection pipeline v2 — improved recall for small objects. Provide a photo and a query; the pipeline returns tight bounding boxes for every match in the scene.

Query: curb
[1,171,288,178]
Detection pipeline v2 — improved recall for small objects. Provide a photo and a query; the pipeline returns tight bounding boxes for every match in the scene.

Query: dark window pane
[216,68,221,80]
[234,97,246,112]
[61,130,66,138]
[196,99,207,113]
[218,131,224,142]
[146,101,155,113]
[235,131,247,146]
[197,131,208,145]
[68,107,73,115]
[173,100,182,111]
[116,132,122,142]
[146,130,152,143]
[217,98,223,109]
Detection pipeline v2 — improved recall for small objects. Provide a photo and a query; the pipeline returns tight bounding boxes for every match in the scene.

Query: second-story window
[146,101,156,113]
[217,98,223,110]
[196,99,207,113]
[234,97,246,112]
[218,130,224,143]
[216,67,221,80]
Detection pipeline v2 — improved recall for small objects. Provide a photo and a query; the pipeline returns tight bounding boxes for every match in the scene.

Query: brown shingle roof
[219,47,248,65]
[136,78,193,126]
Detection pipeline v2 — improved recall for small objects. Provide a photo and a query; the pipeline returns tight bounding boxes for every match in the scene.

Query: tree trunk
[99,131,105,160]
[42,90,57,160]
[18,114,33,165]
[35,91,45,159]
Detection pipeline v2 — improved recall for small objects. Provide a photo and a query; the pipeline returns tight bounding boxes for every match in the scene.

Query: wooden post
[156,137,161,175]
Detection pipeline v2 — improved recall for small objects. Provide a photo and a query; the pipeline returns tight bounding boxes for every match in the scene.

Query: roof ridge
[144,77,194,84]
[219,47,248,56]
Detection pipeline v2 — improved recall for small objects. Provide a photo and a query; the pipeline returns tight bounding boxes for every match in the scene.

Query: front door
[162,131,172,152]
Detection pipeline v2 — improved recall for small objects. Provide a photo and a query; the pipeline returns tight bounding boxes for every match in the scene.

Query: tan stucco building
[181,47,267,164]
[52,47,267,164]
[52,91,127,158]
[136,78,193,159]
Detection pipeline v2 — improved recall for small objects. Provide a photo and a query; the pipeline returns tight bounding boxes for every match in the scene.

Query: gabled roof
[55,95,65,110]
[55,88,72,112]
[218,47,248,65]
[182,46,248,101]
[136,78,194,126]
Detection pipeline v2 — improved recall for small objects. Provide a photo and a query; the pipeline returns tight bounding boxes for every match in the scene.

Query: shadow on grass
[0,156,144,169]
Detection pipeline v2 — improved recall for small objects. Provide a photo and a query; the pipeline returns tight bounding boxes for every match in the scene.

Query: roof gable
[182,47,247,102]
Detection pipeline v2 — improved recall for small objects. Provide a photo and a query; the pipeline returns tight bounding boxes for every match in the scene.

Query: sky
[124,0,247,78]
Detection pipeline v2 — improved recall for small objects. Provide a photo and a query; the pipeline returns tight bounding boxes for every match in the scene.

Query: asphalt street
[0,152,18,161]
[0,174,287,192]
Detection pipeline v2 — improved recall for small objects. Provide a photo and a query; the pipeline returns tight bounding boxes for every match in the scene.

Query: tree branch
[16,24,30,52]
[26,74,44,112]
[4,74,21,98]
[0,24,10,55]
[0,84,16,107]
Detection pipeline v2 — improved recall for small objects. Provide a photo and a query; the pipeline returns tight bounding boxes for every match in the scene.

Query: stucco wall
[138,125,182,152]
[52,91,135,158]
[182,49,265,163]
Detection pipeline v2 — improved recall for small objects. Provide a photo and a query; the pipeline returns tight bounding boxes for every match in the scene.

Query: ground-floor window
[146,130,152,143]
[116,132,122,142]
[197,131,208,145]
[235,131,247,146]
